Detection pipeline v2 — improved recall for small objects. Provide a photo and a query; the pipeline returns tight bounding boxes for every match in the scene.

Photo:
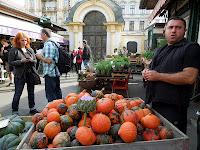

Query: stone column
[66,22,85,51]
[105,22,123,55]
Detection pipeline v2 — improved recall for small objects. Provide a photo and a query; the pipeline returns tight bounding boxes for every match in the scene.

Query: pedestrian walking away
[36,28,62,102]
[82,40,91,70]
[8,32,39,115]
[142,17,200,134]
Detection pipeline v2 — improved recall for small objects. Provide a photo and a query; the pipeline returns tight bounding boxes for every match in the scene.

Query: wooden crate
[18,106,189,150]
[16,116,34,150]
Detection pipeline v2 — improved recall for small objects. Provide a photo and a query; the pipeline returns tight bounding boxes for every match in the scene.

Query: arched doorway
[127,41,137,53]
[83,11,107,61]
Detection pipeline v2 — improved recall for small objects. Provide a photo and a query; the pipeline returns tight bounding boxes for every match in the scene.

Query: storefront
[140,0,200,43]
[0,13,65,43]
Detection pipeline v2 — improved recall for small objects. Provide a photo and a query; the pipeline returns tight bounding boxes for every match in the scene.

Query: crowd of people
[0,28,93,115]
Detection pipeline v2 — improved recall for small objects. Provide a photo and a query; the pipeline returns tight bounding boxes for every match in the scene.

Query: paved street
[0,72,79,116]
[0,73,199,150]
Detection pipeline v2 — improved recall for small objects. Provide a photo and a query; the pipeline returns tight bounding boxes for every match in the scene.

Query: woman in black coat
[8,32,39,115]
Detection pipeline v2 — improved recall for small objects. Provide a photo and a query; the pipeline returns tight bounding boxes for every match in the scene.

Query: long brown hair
[13,32,31,48]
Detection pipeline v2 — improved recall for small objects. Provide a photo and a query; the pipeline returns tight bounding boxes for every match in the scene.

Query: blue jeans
[12,77,35,111]
[44,75,62,102]
[83,60,89,69]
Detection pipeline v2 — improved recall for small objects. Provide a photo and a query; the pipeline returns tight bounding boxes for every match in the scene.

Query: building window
[139,21,145,30]
[121,5,125,14]
[129,21,134,31]
[140,9,145,14]
[130,5,135,14]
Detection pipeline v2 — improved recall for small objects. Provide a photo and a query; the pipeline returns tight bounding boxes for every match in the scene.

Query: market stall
[10,91,189,150]
[0,14,65,43]
[78,56,131,93]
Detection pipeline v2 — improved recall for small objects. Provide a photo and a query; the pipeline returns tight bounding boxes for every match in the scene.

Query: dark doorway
[127,41,137,53]
[83,11,107,62]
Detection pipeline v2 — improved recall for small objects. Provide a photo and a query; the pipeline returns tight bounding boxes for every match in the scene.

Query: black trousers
[75,63,81,73]
[12,77,35,111]
[152,102,188,134]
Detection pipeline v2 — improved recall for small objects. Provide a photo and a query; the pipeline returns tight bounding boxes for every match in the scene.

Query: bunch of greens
[142,50,155,60]
[112,56,130,71]
[95,60,112,76]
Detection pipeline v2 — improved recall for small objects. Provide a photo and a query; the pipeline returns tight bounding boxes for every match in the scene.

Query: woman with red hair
[8,32,39,115]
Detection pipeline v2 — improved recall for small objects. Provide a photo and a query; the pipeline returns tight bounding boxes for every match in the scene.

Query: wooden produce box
[16,116,34,150]
[18,109,189,150]
[78,80,96,90]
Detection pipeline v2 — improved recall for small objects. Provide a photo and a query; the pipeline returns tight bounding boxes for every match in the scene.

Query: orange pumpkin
[32,113,44,125]
[29,131,48,149]
[104,93,119,101]
[65,96,79,107]
[41,107,48,117]
[65,93,78,100]
[78,117,91,127]
[117,94,124,100]
[142,108,151,116]
[115,99,130,113]
[57,103,67,115]
[108,109,120,124]
[52,132,71,147]
[104,94,111,99]
[110,93,119,101]
[91,113,111,133]
[78,89,87,98]
[36,119,48,132]
[44,121,61,139]
[48,108,58,114]
[75,126,96,146]
[118,122,137,143]
[134,108,145,121]
[89,111,97,118]
[143,128,160,141]
[141,113,161,129]
[46,99,64,109]
[120,109,138,124]
[96,98,114,114]
[47,111,61,123]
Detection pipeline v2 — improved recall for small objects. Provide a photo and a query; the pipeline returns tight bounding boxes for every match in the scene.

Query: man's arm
[144,67,198,85]
[36,42,53,64]
[36,54,52,64]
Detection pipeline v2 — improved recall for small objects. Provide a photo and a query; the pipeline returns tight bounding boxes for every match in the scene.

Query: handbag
[31,67,41,85]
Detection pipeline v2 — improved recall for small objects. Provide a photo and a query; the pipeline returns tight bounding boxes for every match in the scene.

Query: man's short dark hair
[83,40,87,44]
[166,16,186,28]
[41,28,51,38]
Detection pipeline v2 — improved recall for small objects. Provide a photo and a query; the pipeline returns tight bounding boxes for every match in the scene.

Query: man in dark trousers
[36,28,62,102]
[142,17,200,134]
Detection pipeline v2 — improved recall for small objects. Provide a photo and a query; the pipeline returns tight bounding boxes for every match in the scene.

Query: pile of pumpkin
[30,90,174,149]
[0,115,33,150]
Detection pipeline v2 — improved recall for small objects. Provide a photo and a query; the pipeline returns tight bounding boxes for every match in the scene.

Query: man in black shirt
[142,17,200,133]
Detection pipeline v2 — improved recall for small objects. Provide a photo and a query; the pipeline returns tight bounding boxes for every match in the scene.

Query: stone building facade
[25,0,151,58]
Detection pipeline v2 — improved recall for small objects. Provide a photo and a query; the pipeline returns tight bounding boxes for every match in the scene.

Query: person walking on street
[0,38,14,86]
[8,32,39,115]
[142,17,200,134]
[82,40,91,69]
[71,50,77,73]
[36,28,62,102]
[76,47,83,73]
